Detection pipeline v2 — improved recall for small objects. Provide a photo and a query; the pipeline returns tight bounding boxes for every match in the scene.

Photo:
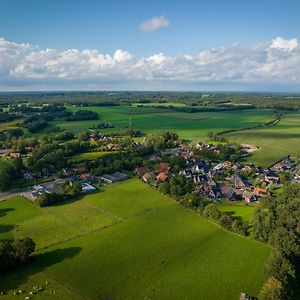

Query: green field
[67,151,113,163]
[43,106,274,142]
[227,112,300,167]
[217,204,256,223]
[0,179,270,299]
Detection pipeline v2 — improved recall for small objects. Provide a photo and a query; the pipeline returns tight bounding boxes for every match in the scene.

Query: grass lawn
[227,112,300,167]
[217,204,256,223]
[0,179,270,300]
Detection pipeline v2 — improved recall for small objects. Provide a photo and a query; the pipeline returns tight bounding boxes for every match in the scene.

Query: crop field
[0,179,270,300]
[44,106,273,142]
[227,112,300,167]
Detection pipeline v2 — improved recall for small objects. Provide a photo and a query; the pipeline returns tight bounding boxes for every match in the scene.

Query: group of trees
[253,184,300,299]
[193,142,245,162]
[64,110,99,121]
[158,175,194,199]
[0,112,18,122]
[202,204,249,236]
[0,158,24,191]
[0,238,35,271]
[144,131,179,150]
[23,116,49,133]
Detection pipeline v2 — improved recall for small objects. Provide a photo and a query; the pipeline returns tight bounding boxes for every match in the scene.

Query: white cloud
[270,37,298,51]
[1,36,300,90]
[139,16,170,32]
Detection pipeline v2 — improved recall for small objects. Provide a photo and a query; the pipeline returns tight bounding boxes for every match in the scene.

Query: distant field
[43,106,273,142]
[0,179,270,299]
[227,112,300,167]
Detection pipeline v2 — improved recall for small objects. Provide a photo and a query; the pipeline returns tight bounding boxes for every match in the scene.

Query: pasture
[227,112,300,167]
[0,179,270,300]
[45,106,274,142]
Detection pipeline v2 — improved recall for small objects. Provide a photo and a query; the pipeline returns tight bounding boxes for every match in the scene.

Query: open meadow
[0,179,271,300]
[226,112,300,167]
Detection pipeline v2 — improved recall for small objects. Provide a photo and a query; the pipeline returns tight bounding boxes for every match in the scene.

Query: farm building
[81,182,97,193]
[101,172,128,184]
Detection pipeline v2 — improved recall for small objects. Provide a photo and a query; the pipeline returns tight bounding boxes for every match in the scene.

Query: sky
[0,0,300,91]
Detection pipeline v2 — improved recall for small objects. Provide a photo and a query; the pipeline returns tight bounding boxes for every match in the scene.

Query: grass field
[67,151,113,163]
[0,179,270,299]
[42,106,274,143]
[227,112,300,167]
[217,204,256,223]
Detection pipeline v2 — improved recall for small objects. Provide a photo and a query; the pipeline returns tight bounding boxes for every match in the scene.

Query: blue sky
[0,0,300,91]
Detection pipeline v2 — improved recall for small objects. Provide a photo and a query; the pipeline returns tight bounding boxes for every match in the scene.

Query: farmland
[0,179,270,300]
[226,112,300,167]
[43,106,274,142]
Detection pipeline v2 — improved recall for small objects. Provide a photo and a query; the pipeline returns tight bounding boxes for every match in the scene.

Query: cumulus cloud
[270,37,298,51]
[1,36,300,90]
[139,16,170,32]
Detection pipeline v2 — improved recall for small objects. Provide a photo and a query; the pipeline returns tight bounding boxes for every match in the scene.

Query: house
[101,172,128,184]
[142,172,156,184]
[220,185,235,200]
[23,172,33,180]
[107,143,119,151]
[25,146,34,153]
[74,166,87,175]
[232,174,247,189]
[81,182,96,193]
[158,162,170,173]
[223,161,233,168]
[253,187,267,196]
[156,172,168,182]
[243,191,256,203]
[293,174,300,183]
[80,173,92,181]
[10,151,21,158]
[62,168,74,177]
[134,167,149,176]
[194,161,210,174]
[214,163,224,171]
[0,149,12,157]
[264,171,279,184]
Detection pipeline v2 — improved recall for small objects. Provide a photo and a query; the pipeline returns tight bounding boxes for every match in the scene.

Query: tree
[259,277,285,300]
[12,238,36,263]
[203,204,221,220]
[158,182,170,194]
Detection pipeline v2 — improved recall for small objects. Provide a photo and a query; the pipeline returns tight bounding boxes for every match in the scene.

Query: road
[0,178,69,202]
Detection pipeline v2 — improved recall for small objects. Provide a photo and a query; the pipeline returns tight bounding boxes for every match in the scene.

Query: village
[6,132,297,207]
[138,142,300,204]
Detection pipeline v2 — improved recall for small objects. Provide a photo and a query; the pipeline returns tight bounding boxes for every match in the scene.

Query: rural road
[0,177,69,202]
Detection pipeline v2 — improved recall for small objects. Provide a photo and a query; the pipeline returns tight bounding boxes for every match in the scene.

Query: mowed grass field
[0,179,270,300]
[227,112,300,167]
[44,106,273,141]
